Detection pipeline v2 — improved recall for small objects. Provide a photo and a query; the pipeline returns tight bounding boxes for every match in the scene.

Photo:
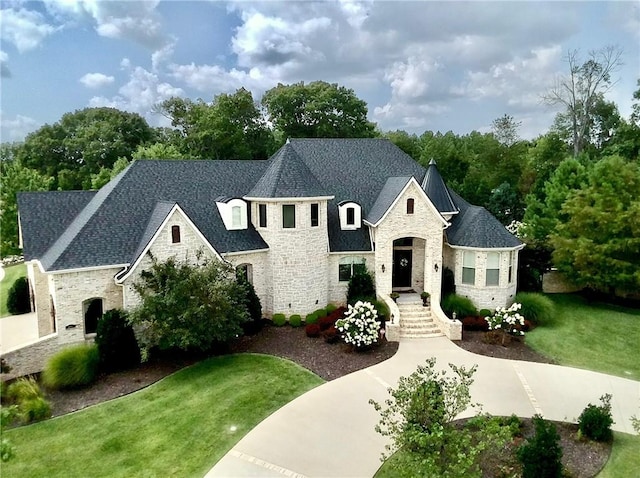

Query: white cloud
[169,63,270,96]
[89,65,184,127]
[0,112,39,141]
[0,50,10,78]
[0,7,58,52]
[79,72,114,89]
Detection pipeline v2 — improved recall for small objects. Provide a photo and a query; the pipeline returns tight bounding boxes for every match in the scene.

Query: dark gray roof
[421,159,458,214]
[246,143,329,198]
[18,191,96,260]
[446,190,523,248]
[367,177,412,225]
[35,160,270,271]
[130,201,176,265]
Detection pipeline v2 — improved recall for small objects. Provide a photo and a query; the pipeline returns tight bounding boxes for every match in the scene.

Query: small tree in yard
[370,358,490,477]
[517,415,563,478]
[485,302,525,346]
[95,309,140,372]
[7,277,31,314]
[129,257,249,358]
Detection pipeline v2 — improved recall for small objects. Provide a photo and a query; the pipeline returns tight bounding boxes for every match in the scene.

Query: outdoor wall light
[381,264,386,273]
[434,263,439,272]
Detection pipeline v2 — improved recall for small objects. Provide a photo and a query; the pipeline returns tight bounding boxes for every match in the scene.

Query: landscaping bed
[454,330,555,364]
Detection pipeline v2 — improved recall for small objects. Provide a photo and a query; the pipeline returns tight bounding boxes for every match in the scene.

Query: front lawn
[0,263,27,317]
[3,354,323,477]
[525,294,640,379]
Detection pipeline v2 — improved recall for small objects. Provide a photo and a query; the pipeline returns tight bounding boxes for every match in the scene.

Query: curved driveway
[207,337,639,478]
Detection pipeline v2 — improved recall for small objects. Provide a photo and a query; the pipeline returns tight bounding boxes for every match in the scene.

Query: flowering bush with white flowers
[336,301,380,349]
[485,302,525,346]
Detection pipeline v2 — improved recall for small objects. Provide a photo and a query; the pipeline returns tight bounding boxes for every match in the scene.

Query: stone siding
[542,270,581,293]
[327,253,375,305]
[453,249,518,310]
[27,262,55,337]
[251,200,329,316]
[223,251,270,315]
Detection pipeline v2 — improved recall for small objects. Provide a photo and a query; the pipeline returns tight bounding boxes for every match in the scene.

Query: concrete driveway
[206,337,639,478]
[0,312,39,354]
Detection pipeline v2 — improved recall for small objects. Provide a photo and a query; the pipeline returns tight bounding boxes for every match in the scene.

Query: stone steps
[397,301,442,338]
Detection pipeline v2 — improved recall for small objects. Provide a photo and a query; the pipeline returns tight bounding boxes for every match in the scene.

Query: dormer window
[407,198,414,214]
[216,197,248,230]
[171,225,181,244]
[338,201,361,230]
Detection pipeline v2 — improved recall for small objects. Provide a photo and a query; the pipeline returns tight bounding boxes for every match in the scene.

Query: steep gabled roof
[246,142,329,198]
[421,159,458,214]
[366,177,412,225]
[18,190,96,261]
[446,190,522,249]
[129,200,176,265]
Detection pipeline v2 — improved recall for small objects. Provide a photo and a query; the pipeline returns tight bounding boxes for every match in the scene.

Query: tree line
[1,47,639,295]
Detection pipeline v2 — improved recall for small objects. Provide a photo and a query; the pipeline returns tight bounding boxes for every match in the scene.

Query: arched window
[83,298,104,335]
[406,198,414,214]
[171,225,181,244]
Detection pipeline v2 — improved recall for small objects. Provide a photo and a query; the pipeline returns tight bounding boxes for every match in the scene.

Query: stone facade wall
[251,200,329,316]
[542,270,581,293]
[372,181,445,303]
[327,252,375,305]
[223,251,270,315]
[52,267,124,341]
[453,249,518,310]
[1,335,61,380]
[122,209,215,310]
[27,262,54,337]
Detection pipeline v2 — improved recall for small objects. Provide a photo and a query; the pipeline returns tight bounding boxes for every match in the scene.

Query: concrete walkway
[0,312,39,354]
[206,337,639,478]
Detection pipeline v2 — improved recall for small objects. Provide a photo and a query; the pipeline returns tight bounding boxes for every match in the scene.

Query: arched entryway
[83,298,103,335]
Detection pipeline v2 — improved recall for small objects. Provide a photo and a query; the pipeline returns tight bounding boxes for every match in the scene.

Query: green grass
[3,354,323,477]
[525,294,640,379]
[597,432,640,477]
[0,263,27,317]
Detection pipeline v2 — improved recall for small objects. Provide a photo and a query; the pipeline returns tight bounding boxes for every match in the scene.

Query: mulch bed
[27,325,609,477]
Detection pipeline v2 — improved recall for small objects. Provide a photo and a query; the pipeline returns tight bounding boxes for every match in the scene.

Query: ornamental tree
[335,301,380,349]
[485,302,525,346]
[129,257,249,357]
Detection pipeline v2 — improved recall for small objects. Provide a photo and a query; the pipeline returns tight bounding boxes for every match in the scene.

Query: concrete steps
[397,299,443,339]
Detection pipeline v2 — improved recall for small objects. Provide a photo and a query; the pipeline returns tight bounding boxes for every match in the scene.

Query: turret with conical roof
[421,159,458,215]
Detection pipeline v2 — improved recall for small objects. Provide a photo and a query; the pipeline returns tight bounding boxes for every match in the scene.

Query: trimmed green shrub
[441,294,477,319]
[272,313,287,326]
[371,300,390,322]
[313,308,328,318]
[578,394,614,442]
[289,314,302,327]
[325,303,337,314]
[514,292,555,326]
[347,268,375,304]
[517,415,563,478]
[95,309,140,373]
[7,277,31,315]
[479,308,492,318]
[42,344,100,389]
[305,312,319,324]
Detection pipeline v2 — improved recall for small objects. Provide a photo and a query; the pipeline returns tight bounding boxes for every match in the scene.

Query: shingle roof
[18,191,96,260]
[36,160,269,271]
[446,190,523,248]
[246,142,329,198]
[366,177,412,225]
[421,159,458,214]
[130,201,176,265]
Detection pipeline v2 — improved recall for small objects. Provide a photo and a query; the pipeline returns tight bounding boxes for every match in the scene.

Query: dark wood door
[392,249,412,288]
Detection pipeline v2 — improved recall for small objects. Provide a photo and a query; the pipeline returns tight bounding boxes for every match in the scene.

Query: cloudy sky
[1,1,638,142]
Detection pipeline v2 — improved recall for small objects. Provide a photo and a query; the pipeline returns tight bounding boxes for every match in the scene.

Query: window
[237,263,253,284]
[259,204,267,228]
[407,198,414,214]
[346,207,355,225]
[283,205,295,228]
[83,298,103,335]
[486,252,500,286]
[310,203,319,227]
[508,251,515,283]
[462,251,475,285]
[232,206,242,228]
[171,225,181,244]
[339,257,366,282]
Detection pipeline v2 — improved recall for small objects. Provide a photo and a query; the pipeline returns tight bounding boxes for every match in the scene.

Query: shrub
[514,292,555,326]
[441,294,477,319]
[336,301,379,349]
[6,376,41,403]
[272,313,287,326]
[42,344,100,389]
[347,268,375,304]
[239,275,263,335]
[305,323,321,338]
[371,300,390,322]
[479,308,492,318]
[441,266,456,297]
[6,377,51,424]
[322,325,340,343]
[313,308,328,318]
[517,415,563,478]
[7,277,31,315]
[289,314,302,327]
[325,304,337,315]
[19,396,51,424]
[462,316,489,331]
[485,302,525,346]
[95,309,140,373]
[578,394,614,442]
[305,312,319,325]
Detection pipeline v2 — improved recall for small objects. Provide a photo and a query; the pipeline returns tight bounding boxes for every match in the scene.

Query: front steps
[397,298,443,339]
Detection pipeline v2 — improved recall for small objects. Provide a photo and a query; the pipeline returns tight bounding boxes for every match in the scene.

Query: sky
[1,0,638,143]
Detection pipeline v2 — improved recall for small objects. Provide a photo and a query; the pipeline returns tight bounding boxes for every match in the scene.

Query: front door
[392,249,412,288]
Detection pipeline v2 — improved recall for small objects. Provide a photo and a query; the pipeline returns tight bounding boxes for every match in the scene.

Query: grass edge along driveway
[4,353,324,478]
